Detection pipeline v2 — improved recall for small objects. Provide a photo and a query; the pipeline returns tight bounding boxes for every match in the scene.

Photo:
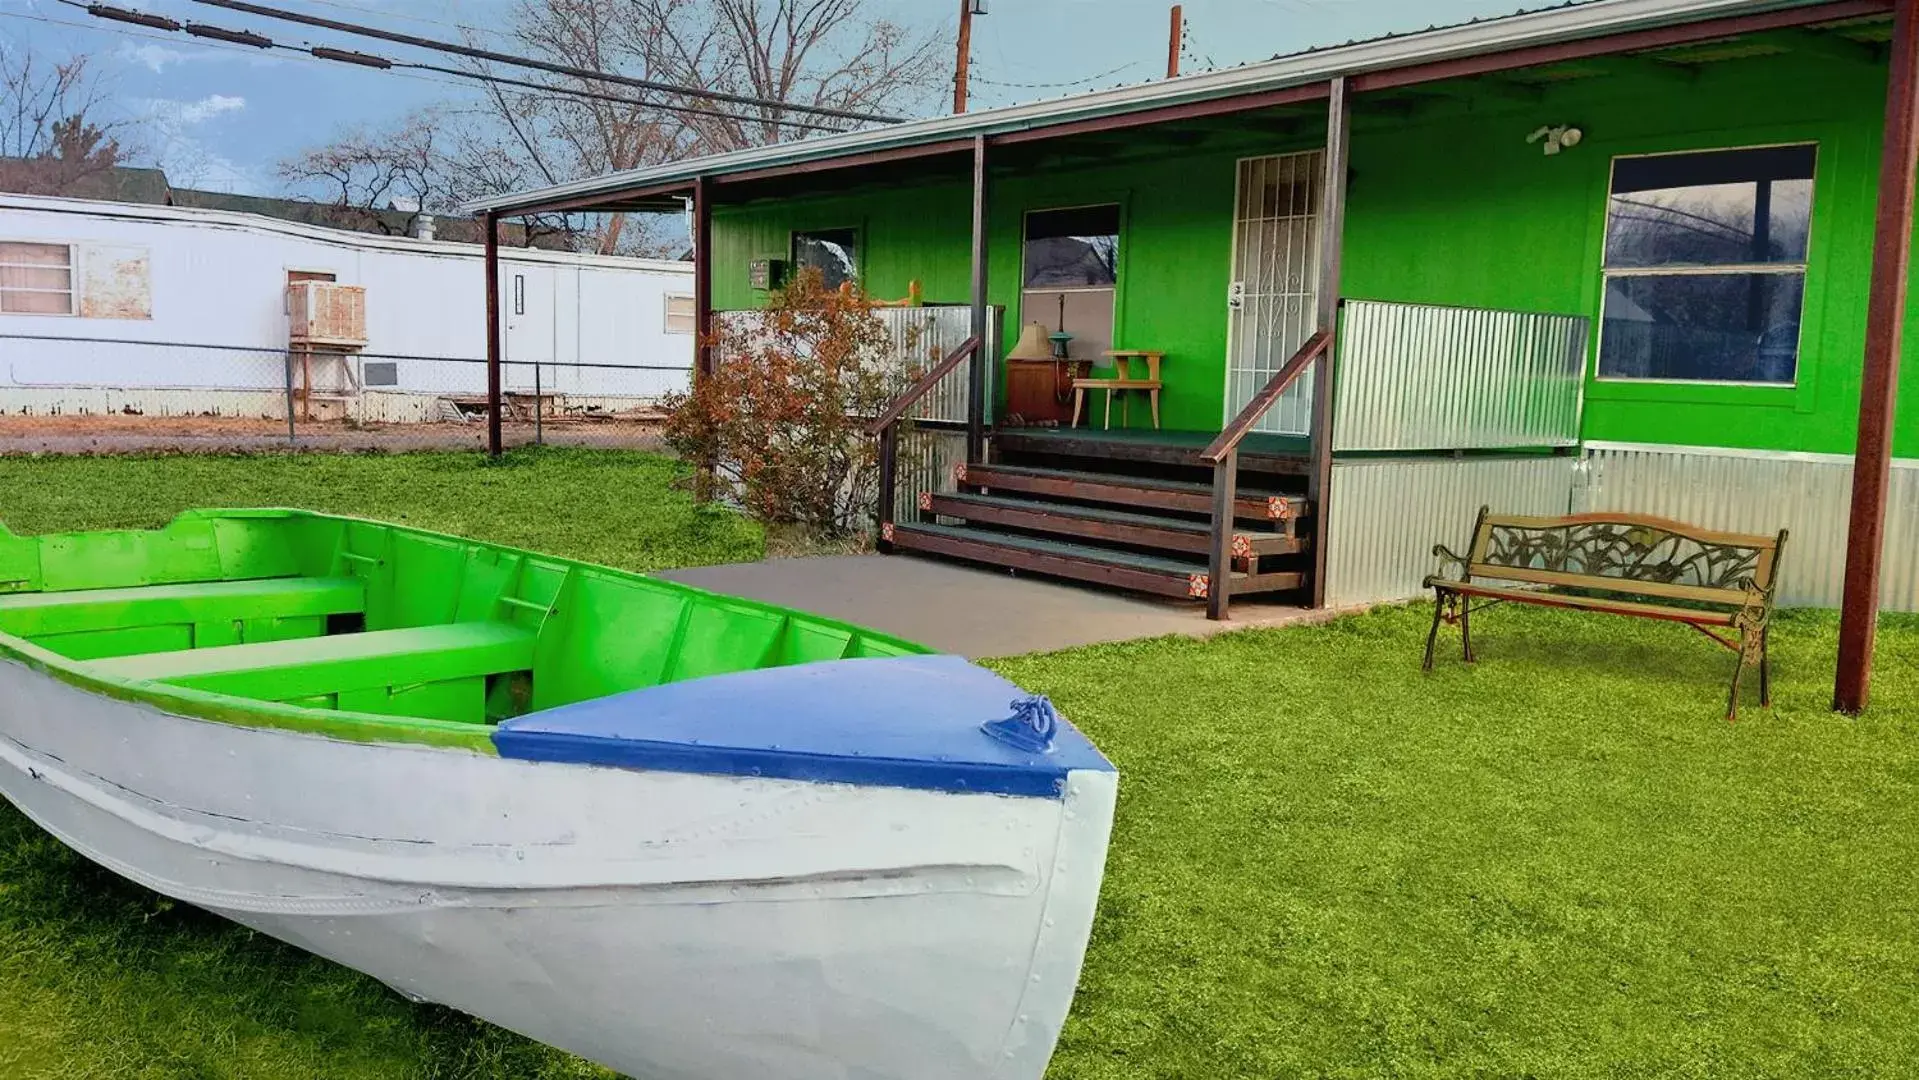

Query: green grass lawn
[3,450,1917,1078]
[0,448,763,573]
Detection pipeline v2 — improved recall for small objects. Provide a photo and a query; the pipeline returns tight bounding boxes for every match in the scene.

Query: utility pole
[1168,4,1183,78]
[954,0,978,114]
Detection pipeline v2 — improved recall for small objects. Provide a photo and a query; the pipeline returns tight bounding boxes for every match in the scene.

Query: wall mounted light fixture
[1527,124,1585,155]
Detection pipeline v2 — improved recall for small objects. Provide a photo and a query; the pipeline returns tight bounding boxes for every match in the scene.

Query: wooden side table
[1071,350,1165,429]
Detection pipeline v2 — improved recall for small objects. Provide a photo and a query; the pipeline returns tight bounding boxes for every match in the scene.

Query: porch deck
[992,426,1312,473]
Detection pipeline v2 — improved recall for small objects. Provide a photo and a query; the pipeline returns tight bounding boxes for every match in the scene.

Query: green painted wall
[713,141,1291,432]
[711,53,1918,456]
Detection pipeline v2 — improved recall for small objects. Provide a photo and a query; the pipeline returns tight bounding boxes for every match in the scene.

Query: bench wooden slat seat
[1434,582,1741,627]
[0,577,364,638]
[1423,507,1787,720]
[86,623,536,715]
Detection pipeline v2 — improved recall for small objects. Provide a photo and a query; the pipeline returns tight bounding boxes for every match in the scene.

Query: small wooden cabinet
[1002,358,1084,425]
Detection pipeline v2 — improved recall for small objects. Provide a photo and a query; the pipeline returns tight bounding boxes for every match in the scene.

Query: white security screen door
[1223,150,1323,436]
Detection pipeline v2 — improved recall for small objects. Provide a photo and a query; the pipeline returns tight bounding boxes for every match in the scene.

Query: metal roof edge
[467,0,1837,215]
[1,191,691,273]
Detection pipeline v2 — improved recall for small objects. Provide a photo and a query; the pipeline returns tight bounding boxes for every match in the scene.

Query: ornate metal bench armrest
[1735,575,1778,630]
[1429,543,1470,584]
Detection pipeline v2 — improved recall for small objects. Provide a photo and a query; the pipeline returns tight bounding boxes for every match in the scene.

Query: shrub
[662,270,917,541]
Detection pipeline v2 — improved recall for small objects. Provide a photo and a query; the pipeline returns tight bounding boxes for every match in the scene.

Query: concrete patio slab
[656,553,1340,658]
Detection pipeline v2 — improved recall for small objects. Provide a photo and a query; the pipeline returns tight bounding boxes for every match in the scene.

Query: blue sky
[2,0,1552,195]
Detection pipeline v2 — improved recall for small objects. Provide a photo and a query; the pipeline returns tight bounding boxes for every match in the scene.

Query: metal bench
[1423,507,1788,720]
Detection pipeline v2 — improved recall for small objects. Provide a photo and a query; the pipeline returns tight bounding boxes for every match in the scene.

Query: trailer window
[664,294,696,334]
[1597,144,1814,386]
[0,241,75,315]
[791,228,858,291]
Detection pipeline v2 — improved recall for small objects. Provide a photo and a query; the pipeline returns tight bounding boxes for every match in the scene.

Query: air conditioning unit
[288,281,368,348]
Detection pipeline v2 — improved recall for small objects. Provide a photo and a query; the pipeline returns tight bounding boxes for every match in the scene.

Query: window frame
[0,240,78,317]
[1020,203,1123,294]
[1593,142,1818,389]
[1017,201,1126,365]
[788,226,861,290]
[663,292,697,335]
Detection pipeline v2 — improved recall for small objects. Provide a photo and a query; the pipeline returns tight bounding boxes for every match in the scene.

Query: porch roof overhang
[466,0,1891,217]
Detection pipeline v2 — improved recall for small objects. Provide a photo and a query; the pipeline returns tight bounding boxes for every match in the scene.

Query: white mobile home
[0,193,693,421]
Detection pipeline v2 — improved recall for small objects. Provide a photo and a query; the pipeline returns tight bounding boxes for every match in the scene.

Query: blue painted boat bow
[492,655,1114,798]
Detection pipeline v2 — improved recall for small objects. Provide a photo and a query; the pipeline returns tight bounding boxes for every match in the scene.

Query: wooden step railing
[869,335,981,550]
[1200,327,1332,620]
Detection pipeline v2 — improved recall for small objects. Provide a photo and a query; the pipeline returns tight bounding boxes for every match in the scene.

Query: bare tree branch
[278,0,941,258]
[0,48,128,197]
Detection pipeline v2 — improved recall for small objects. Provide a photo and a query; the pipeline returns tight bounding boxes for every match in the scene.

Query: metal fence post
[534,361,543,445]
[283,349,297,444]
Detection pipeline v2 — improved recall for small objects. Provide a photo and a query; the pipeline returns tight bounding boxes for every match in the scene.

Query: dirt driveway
[0,415,664,454]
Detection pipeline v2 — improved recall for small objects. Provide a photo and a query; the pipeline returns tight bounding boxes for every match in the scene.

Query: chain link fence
[0,333,685,453]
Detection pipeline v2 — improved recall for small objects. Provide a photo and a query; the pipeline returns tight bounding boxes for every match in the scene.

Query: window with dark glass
[1022,205,1120,288]
[1598,144,1815,385]
[790,228,859,290]
[1020,205,1121,360]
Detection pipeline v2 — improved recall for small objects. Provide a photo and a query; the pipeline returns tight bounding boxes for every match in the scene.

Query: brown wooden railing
[1199,328,1332,620]
[869,335,981,549]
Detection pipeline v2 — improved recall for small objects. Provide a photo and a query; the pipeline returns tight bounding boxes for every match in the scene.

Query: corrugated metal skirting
[1333,301,1587,452]
[714,306,993,425]
[1580,446,1919,611]
[1324,455,1577,607]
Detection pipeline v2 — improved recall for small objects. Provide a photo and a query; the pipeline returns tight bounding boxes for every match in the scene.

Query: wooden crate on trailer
[288,282,368,348]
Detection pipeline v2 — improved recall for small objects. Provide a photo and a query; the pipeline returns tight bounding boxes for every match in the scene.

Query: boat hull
[0,657,1117,1080]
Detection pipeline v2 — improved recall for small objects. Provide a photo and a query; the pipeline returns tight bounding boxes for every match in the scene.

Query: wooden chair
[1071,350,1164,430]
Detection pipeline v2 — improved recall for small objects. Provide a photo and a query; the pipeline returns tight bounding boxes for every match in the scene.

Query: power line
[51,4,850,134]
[278,0,519,47]
[407,60,848,134]
[973,60,1146,91]
[0,7,469,94]
[188,0,908,125]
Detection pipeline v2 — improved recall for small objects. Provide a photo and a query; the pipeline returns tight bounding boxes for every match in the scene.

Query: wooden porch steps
[885,432,1316,608]
[926,492,1303,557]
[887,522,1305,600]
[961,463,1308,525]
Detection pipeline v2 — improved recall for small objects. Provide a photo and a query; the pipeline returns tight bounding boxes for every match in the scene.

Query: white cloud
[131,95,264,195]
[175,94,248,124]
[134,93,247,131]
[116,43,193,73]
[111,39,285,74]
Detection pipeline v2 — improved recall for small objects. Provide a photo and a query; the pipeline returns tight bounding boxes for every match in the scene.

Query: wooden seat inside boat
[0,577,365,659]
[85,622,535,722]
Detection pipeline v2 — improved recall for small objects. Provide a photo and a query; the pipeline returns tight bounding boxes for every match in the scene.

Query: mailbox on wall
[748,258,786,291]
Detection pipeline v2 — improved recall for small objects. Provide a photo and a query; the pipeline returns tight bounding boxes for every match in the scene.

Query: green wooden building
[475,0,1919,651]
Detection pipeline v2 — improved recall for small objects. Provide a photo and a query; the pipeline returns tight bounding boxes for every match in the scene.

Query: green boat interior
[0,510,925,727]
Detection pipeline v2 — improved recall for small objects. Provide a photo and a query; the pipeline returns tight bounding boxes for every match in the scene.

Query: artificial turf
[2,449,1916,1078]
[996,605,1919,1080]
